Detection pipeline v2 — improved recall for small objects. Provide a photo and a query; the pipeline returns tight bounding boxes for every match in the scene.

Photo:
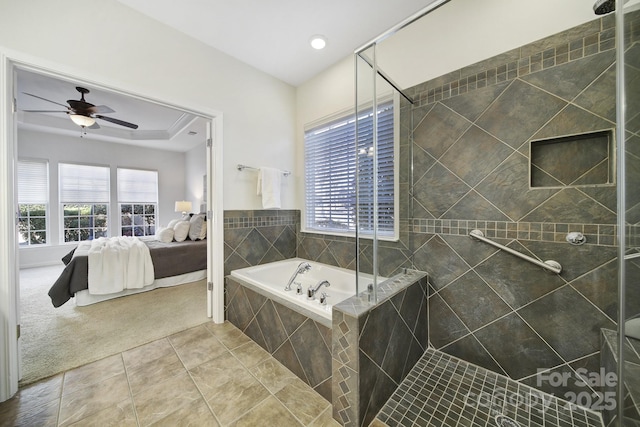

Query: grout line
[120,353,141,427]
[168,327,224,426]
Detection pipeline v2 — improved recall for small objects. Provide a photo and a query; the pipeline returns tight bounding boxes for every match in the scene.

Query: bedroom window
[304,99,397,239]
[117,168,158,237]
[17,159,49,246]
[59,163,110,242]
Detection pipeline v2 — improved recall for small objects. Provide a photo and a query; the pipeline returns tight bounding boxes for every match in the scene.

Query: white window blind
[18,160,48,204]
[59,163,110,203]
[305,101,395,236]
[117,168,158,203]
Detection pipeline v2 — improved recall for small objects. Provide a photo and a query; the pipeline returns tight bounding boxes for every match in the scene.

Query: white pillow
[156,227,174,243]
[173,220,190,242]
[167,219,180,229]
[188,214,206,241]
[199,221,207,240]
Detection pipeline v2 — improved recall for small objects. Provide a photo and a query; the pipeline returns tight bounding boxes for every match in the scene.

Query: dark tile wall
[402,13,640,402]
[225,276,333,401]
[223,210,298,275]
[332,271,428,427]
[297,229,413,279]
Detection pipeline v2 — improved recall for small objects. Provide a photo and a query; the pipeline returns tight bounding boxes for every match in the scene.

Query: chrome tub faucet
[307,280,330,300]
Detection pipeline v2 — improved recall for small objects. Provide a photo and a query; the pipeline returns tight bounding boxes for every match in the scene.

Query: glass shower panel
[620,1,640,424]
[355,48,375,298]
[355,45,403,303]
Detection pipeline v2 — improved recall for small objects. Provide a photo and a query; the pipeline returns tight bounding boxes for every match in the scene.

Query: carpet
[19,265,210,385]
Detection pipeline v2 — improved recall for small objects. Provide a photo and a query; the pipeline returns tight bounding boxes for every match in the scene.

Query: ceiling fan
[22,86,139,130]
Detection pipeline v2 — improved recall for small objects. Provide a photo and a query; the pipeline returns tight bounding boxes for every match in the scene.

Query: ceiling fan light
[69,114,95,128]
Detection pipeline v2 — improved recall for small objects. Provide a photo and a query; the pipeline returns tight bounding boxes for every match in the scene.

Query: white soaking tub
[230,258,380,322]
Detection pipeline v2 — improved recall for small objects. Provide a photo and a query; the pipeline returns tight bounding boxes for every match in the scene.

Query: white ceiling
[116,0,438,87]
[16,69,208,152]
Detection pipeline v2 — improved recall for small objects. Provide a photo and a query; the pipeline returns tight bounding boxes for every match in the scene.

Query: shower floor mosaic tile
[374,348,604,427]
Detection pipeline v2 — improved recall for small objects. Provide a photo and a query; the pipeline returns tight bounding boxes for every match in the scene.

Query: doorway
[0,54,225,401]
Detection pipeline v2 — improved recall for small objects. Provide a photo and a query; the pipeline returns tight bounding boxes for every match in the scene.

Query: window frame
[58,162,111,243]
[302,94,399,241]
[17,159,49,247]
[61,203,109,242]
[117,168,158,237]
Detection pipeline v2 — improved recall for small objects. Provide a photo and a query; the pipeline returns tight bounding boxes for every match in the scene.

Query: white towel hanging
[257,167,282,209]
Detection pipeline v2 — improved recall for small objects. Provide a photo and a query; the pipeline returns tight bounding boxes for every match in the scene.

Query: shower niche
[530,130,614,188]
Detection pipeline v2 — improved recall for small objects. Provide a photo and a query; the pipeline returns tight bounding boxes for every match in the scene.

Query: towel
[257,167,282,209]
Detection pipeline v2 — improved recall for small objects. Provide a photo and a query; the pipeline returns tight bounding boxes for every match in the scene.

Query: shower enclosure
[354,0,638,425]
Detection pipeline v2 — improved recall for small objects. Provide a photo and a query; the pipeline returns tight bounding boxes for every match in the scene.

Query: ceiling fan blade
[89,105,115,114]
[22,110,68,113]
[23,92,69,109]
[95,115,139,129]
[88,122,101,130]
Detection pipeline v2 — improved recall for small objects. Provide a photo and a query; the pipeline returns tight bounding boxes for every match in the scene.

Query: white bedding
[87,236,155,295]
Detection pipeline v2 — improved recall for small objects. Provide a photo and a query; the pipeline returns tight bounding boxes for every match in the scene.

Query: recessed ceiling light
[310,35,327,50]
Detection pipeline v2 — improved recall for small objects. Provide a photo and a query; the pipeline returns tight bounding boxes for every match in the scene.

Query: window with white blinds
[117,168,158,237]
[304,100,396,238]
[59,163,110,203]
[17,159,49,246]
[117,168,158,203]
[18,160,49,204]
[59,163,110,242]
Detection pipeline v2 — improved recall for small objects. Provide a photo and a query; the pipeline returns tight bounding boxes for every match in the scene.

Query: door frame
[0,49,225,402]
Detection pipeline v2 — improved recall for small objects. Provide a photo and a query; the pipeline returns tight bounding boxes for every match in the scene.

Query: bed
[48,236,207,307]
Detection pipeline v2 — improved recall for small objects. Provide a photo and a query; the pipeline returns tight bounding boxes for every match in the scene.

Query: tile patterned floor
[0,321,340,427]
[373,349,604,427]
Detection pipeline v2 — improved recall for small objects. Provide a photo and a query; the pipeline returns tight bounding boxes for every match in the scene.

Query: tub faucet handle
[319,292,329,305]
[296,282,303,295]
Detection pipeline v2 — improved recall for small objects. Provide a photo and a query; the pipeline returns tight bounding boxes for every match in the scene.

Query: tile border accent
[410,17,614,106]
[223,210,298,229]
[410,219,618,246]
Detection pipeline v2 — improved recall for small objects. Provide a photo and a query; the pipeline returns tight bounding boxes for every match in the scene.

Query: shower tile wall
[403,13,640,401]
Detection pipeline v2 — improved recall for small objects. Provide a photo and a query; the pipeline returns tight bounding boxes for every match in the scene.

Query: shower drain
[495,414,521,427]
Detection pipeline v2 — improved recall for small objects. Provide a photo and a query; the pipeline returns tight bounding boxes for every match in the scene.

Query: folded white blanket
[87,236,155,295]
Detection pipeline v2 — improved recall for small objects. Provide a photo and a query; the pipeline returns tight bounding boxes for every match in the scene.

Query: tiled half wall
[225,275,333,401]
[332,271,428,427]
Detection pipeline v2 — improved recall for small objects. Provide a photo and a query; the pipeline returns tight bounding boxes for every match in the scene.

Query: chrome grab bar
[469,229,562,274]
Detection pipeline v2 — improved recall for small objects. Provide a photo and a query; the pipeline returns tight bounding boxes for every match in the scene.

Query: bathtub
[229,258,379,322]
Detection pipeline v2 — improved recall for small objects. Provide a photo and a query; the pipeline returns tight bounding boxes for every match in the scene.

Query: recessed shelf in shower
[530,130,614,188]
